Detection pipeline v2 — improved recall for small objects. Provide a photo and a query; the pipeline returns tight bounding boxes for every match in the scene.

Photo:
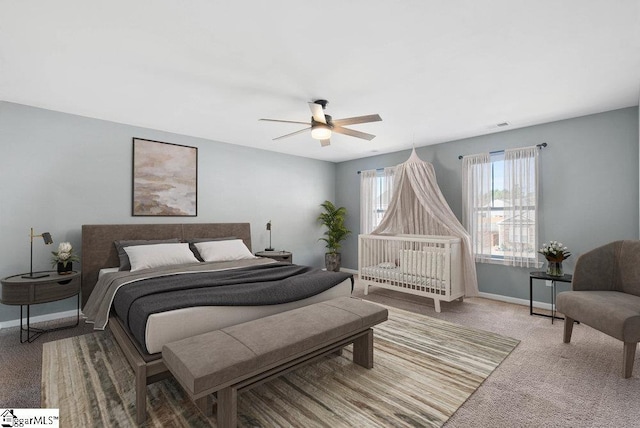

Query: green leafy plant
[317,200,351,254]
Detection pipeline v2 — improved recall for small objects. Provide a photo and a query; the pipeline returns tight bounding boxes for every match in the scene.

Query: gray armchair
[556,240,640,378]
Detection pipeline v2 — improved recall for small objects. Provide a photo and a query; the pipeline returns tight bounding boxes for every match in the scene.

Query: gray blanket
[84,259,353,353]
[83,258,277,330]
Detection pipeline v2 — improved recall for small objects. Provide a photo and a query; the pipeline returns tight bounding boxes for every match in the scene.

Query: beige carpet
[42,305,518,427]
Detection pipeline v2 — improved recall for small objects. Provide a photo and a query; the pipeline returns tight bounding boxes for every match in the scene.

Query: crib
[358,234,464,312]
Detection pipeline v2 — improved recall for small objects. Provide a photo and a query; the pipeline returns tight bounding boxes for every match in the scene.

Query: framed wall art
[132,138,197,216]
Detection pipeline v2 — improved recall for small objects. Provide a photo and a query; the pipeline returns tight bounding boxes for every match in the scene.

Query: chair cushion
[556,290,640,342]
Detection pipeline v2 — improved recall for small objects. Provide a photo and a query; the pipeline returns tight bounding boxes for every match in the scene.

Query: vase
[57,262,73,275]
[546,260,563,277]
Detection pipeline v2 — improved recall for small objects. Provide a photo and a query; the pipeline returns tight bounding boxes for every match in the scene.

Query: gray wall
[0,101,335,323]
[336,107,639,303]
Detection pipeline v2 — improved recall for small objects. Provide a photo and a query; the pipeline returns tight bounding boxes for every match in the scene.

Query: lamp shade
[311,124,332,140]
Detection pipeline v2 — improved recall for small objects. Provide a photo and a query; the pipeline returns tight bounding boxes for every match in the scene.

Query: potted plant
[317,200,351,272]
[51,242,80,275]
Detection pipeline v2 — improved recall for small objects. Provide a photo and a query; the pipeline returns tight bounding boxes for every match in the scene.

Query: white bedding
[144,277,352,353]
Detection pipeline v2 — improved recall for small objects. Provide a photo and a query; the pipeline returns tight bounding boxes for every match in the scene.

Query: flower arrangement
[538,241,570,276]
[51,242,79,267]
[538,241,571,262]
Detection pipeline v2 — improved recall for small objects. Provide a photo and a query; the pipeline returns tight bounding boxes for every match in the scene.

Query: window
[360,168,395,234]
[462,147,539,267]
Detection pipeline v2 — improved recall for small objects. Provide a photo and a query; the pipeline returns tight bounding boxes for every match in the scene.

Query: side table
[255,251,293,264]
[529,271,572,324]
[1,270,81,343]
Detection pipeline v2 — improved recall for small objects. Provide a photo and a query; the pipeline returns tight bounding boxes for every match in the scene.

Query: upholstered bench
[162,297,388,427]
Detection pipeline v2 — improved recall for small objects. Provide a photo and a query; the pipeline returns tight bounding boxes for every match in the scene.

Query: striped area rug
[42,305,518,427]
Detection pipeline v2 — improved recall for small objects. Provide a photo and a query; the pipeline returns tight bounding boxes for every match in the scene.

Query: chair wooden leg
[623,342,637,379]
[563,316,574,343]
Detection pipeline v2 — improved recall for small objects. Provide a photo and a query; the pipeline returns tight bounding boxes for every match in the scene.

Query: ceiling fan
[260,100,382,147]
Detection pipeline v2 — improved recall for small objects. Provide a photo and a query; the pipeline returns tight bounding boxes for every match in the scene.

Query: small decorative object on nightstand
[265,220,274,251]
[1,270,81,343]
[255,250,292,264]
[51,241,80,275]
[22,227,54,279]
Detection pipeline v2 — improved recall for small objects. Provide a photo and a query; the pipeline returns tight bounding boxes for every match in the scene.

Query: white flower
[58,242,72,253]
[58,252,70,261]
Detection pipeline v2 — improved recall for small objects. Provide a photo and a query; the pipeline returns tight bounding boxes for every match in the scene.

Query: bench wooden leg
[195,394,213,416]
[217,387,238,428]
[563,316,575,343]
[623,342,637,379]
[353,329,373,369]
[434,299,441,313]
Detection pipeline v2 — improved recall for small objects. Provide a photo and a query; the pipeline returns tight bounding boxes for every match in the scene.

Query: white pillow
[124,243,200,272]
[194,239,257,262]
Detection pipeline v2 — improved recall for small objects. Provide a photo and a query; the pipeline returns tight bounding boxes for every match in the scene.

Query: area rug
[42,305,519,427]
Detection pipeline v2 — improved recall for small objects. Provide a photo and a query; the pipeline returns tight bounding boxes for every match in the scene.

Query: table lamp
[22,227,53,279]
[265,221,274,251]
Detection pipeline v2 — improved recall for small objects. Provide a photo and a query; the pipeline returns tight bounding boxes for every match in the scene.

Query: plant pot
[57,262,73,275]
[325,253,341,272]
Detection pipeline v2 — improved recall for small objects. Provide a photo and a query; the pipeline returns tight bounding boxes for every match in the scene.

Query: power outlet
[545,280,553,287]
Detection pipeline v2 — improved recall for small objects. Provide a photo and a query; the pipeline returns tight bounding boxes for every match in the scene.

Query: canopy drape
[372,149,479,297]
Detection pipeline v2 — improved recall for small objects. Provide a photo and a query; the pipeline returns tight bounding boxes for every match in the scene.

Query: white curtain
[503,146,540,267]
[462,153,492,264]
[462,146,540,268]
[360,167,395,234]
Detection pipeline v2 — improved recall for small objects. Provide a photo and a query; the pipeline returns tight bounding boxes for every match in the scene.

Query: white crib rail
[358,234,464,312]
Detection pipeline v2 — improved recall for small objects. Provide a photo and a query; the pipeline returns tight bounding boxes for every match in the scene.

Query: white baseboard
[478,291,553,311]
[0,309,81,330]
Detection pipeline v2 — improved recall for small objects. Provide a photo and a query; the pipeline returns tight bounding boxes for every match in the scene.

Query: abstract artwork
[132,138,197,216]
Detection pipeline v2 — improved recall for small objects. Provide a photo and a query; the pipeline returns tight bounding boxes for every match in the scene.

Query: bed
[80,223,353,423]
[358,234,464,312]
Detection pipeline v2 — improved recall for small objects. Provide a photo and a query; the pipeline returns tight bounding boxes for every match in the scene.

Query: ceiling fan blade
[332,114,382,127]
[308,102,326,124]
[320,139,331,147]
[260,118,310,125]
[272,127,311,141]
[333,126,376,141]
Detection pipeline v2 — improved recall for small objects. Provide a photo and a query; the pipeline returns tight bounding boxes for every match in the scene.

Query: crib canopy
[372,149,479,297]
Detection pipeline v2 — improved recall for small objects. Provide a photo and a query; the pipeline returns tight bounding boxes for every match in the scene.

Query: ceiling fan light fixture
[311,124,332,140]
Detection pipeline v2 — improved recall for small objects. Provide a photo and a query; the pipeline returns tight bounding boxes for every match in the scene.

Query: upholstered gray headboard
[81,223,252,307]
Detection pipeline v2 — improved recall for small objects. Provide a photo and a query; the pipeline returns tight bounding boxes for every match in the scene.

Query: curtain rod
[357,167,385,175]
[457,142,547,160]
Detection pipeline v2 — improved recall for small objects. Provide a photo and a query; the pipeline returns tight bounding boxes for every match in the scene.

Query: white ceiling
[1,1,639,162]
